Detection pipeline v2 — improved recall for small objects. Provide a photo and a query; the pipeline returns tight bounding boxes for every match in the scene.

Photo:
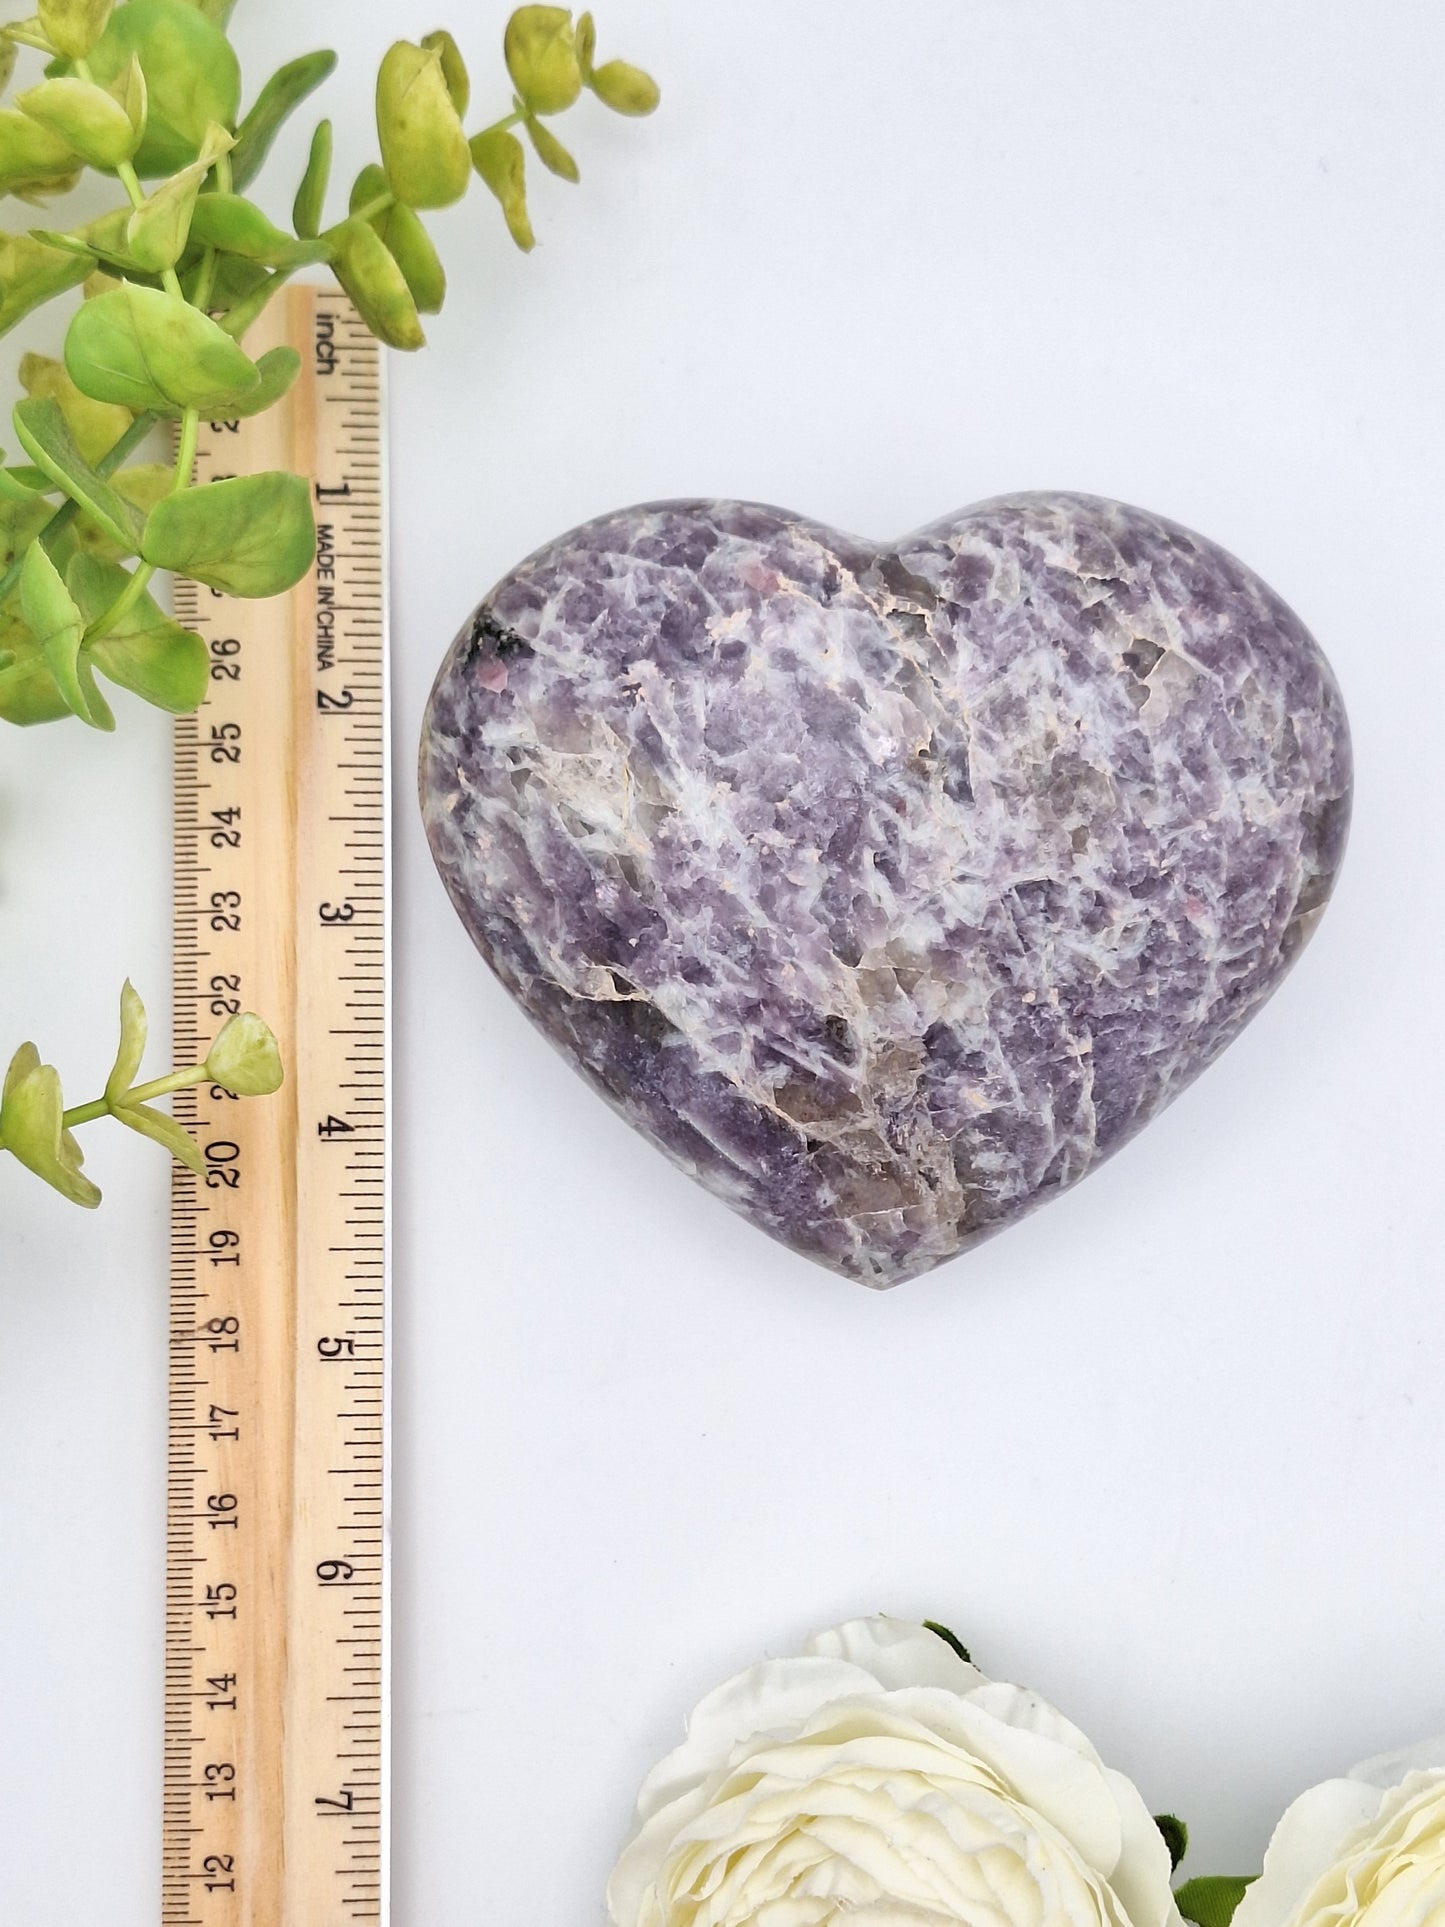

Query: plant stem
[85,557,156,638]
[95,413,160,479]
[173,408,199,491]
[192,151,234,314]
[62,1063,207,1129]
[344,193,395,227]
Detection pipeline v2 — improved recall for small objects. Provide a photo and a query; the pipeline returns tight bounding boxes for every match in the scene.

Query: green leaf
[142,469,315,596]
[922,1621,973,1665]
[84,0,240,176]
[588,58,660,116]
[348,160,388,216]
[574,11,596,79]
[0,1043,102,1207]
[19,350,133,466]
[0,647,72,724]
[192,246,268,312]
[0,231,90,336]
[331,215,425,349]
[12,395,145,551]
[0,465,54,504]
[177,0,235,24]
[68,550,208,709]
[1154,1815,1188,1875]
[114,1098,204,1170]
[66,283,260,413]
[1176,1878,1254,1927]
[111,50,148,144]
[107,461,170,511]
[504,6,580,115]
[126,118,232,271]
[35,205,179,281]
[16,72,140,167]
[202,343,300,419]
[38,0,114,59]
[469,127,533,252]
[377,202,444,314]
[420,29,468,117]
[375,39,470,209]
[105,977,147,1105]
[292,117,331,238]
[188,191,324,267]
[212,269,284,343]
[350,163,443,313]
[70,460,171,559]
[521,105,578,183]
[58,203,136,270]
[205,1011,282,1095]
[1,484,58,572]
[111,1094,202,1163]
[230,48,337,192]
[0,106,82,200]
[20,536,113,726]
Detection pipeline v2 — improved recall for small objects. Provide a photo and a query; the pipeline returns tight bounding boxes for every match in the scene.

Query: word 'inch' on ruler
[167,283,389,1927]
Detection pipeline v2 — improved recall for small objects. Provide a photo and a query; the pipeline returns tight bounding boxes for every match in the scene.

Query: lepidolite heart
[420,493,1351,1287]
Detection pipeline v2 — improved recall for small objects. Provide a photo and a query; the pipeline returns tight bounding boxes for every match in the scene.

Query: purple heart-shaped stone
[420,494,1350,1287]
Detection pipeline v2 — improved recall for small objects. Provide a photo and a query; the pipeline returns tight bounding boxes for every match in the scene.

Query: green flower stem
[173,407,199,489]
[62,1063,208,1130]
[343,192,395,228]
[84,411,159,478]
[0,410,161,605]
[85,554,156,638]
[192,150,235,314]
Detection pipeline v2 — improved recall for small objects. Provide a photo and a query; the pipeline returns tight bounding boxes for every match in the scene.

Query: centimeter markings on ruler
[167,285,389,1927]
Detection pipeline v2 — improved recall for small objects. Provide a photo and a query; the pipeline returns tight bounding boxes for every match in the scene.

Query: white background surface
[2,1,1443,1920]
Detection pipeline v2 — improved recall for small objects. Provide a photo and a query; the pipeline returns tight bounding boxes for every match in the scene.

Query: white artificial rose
[1232,1737,1445,1927]
[608,1616,1183,1927]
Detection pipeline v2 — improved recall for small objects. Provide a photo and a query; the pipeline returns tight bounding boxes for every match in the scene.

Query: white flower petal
[1100,1766,1183,1927]
[1233,1777,1386,1927]
[882,1688,1127,1879]
[635,1656,882,1822]
[1349,1737,1445,1790]
[963,1681,1106,1767]
[804,1616,987,1695]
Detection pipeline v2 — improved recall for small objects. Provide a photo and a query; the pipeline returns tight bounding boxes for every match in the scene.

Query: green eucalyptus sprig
[0,0,658,732]
[1,0,656,1212]
[0,980,281,1207]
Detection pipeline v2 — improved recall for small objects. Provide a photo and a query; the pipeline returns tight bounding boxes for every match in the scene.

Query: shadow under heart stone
[419,493,1352,1287]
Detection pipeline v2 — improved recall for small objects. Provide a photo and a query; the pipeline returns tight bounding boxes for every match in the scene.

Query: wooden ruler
[167,284,388,1927]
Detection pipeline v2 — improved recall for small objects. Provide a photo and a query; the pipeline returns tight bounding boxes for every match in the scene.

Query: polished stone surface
[420,494,1351,1286]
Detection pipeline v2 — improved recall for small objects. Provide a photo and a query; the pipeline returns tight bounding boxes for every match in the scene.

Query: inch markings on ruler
[168,285,388,1927]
